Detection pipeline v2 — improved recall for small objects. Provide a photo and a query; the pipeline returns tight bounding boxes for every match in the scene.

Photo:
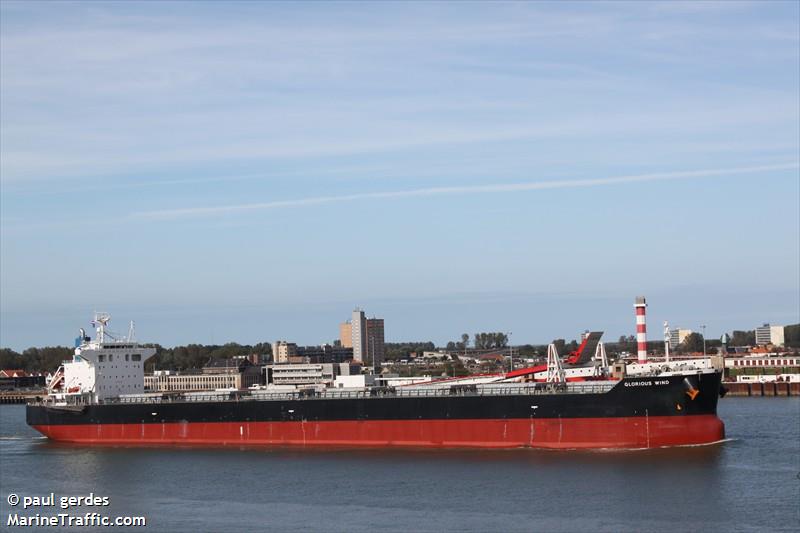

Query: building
[202,358,244,374]
[271,340,298,363]
[349,308,385,366]
[668,328,694,349]
[422,351,452,361]
[333,374,376,389]
[296,344,354,364]
[755,324,785,346]
[376,375,434,387]
[724,355,799,369]
[267,363,336,387]
[339,322,353,348]
[351,309,367,362]
[0,370,46,390]
[145,359,262,392]
[232,354,263,365]
[265,362,361,387]
[724,355,799,382]
[0,369,29,378]
[146,370,235,392]
[365,317,385,367]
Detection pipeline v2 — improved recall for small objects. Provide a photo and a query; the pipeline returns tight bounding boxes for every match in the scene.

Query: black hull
[26,373,725,449]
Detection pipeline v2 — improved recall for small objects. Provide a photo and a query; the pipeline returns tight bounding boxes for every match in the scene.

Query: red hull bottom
[33,416,725,449]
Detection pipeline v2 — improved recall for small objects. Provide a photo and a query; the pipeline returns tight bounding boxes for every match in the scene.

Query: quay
[723,382,800,397]
[0,390,45,405]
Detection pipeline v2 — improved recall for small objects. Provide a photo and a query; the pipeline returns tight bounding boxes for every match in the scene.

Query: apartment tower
[349,308,385,367]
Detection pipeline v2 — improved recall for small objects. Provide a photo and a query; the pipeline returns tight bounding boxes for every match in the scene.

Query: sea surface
[1,398,798,533]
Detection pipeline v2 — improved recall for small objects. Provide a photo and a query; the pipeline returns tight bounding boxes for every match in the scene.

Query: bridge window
[98,355,105,362]
[108,354,113,362]
[125,354,129,361]
[132,354,141,361]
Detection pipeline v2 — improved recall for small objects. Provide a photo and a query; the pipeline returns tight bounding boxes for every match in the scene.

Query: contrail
[134,162,799,220]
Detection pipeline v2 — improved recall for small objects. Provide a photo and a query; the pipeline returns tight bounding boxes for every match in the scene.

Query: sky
[1,1,798,351]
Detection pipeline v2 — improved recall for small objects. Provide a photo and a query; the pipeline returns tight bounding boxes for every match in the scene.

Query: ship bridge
[57,313,155,403]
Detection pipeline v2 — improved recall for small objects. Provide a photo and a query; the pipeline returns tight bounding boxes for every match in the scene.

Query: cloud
[133,162,799,220]
[2,2,798,185]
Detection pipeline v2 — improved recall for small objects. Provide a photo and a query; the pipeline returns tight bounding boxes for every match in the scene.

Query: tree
[385,342,435,361]
[614,335,636,354]
[0,346,71,373]
[0,348,24,370]
[731,330,755,346]
[473,332,509,350]
[446,333,471,352]
[784,324,800,349]
[496,333,508,348]
[39,347,73,371]
[565,340,579,353]
[515,344,545,358]
[552,339,566,354]
[681,333,704,354]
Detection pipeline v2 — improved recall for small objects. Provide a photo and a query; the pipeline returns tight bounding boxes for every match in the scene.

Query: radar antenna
[92,312,111,343]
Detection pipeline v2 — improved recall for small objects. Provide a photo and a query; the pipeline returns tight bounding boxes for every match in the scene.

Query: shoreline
[723,381,799,397]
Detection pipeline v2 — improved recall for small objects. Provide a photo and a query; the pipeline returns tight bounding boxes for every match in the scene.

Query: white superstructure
[55,313,155,403]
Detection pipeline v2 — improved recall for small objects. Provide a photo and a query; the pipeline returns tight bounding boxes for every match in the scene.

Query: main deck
[114,380,618,405]
[26,372,725,449]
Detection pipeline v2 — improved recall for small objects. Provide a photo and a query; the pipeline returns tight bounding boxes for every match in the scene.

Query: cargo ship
[27,312,726,449]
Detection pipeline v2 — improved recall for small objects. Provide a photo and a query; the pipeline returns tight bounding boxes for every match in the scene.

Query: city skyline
[0,295,795,353]
[1,2,798,351]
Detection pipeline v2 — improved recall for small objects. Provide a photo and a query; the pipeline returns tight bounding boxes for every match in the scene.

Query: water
[1,399,798,532]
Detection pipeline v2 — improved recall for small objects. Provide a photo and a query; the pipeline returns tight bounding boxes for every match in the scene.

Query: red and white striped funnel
[634,296,647,363]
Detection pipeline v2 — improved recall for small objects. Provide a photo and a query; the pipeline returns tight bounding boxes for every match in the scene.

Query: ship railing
[104,382,616,405]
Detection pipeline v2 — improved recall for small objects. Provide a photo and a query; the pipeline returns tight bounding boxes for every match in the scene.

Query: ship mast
[546,343,565,383]
[92,312,111,344]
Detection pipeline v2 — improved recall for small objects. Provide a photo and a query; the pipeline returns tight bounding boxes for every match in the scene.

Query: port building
[265,362,362,387]
[755,324,785,346]
[144,359,261,392]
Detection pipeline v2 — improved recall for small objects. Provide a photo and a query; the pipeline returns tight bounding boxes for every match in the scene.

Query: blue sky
[1,1,798,351]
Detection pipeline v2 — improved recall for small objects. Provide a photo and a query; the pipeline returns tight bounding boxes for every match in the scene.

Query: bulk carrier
[27,309,726,449]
